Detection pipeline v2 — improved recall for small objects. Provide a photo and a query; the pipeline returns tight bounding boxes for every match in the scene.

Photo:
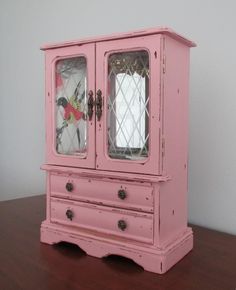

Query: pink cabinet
[40,27,196,274]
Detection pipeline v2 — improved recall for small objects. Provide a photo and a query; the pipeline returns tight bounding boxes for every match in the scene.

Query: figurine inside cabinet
[40,27,196,274]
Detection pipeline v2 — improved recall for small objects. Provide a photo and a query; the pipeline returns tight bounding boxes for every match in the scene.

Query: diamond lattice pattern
[55,57,87,156]
[108,50,149,160]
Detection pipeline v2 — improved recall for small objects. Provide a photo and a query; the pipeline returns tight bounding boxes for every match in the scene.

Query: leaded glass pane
[107,50,149,160]
[55,57,87,156]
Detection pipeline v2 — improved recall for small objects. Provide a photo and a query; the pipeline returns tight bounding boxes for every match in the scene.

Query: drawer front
[50,174,154,212]
[51,198,153,244]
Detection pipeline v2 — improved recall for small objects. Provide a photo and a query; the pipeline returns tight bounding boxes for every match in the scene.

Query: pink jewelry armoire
[40,27,196,274]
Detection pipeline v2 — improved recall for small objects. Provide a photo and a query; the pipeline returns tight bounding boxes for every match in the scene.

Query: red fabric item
[64,103,83,121]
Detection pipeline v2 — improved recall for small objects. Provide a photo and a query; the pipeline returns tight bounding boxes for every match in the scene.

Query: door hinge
[162,36,166,74]
[161,137,165,157]
[163,55,166,74]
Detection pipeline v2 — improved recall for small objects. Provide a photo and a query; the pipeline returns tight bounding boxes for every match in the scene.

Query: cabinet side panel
[159,36,190,246]
[45,51,53,164]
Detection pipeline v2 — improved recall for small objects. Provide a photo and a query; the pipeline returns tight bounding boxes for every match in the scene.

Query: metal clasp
[96,89,103,121]
[87,90,94,121]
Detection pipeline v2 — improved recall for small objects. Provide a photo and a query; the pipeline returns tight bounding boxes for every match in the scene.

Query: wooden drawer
[50,197,154,244]
[50,173,154,213]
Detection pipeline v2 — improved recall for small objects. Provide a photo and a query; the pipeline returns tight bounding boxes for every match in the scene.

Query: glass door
[45,44,95,168]
[96,35,162,175]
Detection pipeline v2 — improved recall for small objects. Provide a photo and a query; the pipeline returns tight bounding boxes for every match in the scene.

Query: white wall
[0,0,235,235]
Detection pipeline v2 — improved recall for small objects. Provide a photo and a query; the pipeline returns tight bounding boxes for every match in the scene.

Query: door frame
[45,43,96,169]
[95,35,162,175]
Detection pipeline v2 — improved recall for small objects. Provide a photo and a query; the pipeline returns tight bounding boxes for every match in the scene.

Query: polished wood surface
[0,195,235,290]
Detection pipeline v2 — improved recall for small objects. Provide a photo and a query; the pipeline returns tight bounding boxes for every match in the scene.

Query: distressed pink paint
[40,27,196,274]
[50,173,154,213]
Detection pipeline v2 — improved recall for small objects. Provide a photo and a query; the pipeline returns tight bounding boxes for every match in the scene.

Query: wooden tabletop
[0,195,235,290]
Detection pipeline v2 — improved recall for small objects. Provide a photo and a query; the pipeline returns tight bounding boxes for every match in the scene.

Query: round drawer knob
[66,209,74,221]
[118,220,127,231]
[66,182,73,192]
[118,189,127,200]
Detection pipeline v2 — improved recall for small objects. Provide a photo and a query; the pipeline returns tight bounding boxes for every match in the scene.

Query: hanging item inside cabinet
[40,27,196,274]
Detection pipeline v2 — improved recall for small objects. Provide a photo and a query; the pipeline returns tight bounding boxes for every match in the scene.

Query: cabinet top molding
[41,27,196,51]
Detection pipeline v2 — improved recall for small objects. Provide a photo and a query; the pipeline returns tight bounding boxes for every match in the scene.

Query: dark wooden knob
[118,189,127,200]
[66,209,73,221]
[118,220,127,231]
[66,182,73,192]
